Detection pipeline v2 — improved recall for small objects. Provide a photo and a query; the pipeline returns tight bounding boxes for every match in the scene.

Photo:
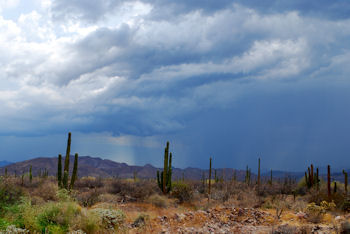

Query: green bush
[0,218,10,230]
[0,181,23,212]
[79,210,101,234]
[10,197,81,232]
[147,194,169,208]
[171,182,193,203]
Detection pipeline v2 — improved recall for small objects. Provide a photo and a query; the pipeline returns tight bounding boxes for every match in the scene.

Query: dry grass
[1,175,349,233]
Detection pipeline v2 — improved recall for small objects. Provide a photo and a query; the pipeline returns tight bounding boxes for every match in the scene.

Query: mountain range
[0,156,347,182]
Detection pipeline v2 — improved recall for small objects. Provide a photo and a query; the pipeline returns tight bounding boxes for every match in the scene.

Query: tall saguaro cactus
[316,168,319,191]
[29,165,32,183]
[343,170,348,196]
[58,132,79,190]
[57,154,62,187]
[327,165,331,200]
[209,157,212,198]
[70,153,78,189]
[305,164,318,189]
[245,165,251,185]
[156,141,172,194]
[62,132,71,189]
[257,158,261,193]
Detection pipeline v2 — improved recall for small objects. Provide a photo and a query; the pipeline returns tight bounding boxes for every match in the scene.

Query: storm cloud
[0,0,350,170]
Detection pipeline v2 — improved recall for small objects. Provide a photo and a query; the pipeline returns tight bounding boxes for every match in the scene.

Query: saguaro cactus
[29,165,32,183]
[57,154,62,187]
[257,158,261,193]
[202,171,205,187]
[245,166,251,185]
[58,132,79,190]
[21,171,24,186]
[156,141,172,194]
[209,157,212,198]
[62,132,71,189]
[70,153,78,189]
[327,165,331,200]
[305,164,318,189]
[310,164,314,187]
[316,168,319,191]
[269,169,273,185]
[343,170,348,195]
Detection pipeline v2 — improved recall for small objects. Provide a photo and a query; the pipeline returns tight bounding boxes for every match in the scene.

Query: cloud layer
[0,0,350,170]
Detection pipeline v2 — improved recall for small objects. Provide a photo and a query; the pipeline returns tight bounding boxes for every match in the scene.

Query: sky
[0,0,350,171]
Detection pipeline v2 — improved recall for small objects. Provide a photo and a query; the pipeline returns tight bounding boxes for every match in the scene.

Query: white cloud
[0,2,349,137]
[0,0,19,12]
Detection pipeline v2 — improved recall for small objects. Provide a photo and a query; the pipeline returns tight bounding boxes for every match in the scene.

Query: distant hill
[0,156,347,182]
[0,161,12,167]
[0,156,251,180]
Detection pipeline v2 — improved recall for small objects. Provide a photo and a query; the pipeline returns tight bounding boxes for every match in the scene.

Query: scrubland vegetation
[1,135,350,233]
[1,174,350,233]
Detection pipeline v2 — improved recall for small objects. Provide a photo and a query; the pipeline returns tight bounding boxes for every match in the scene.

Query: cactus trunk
[157,141,172,194]
[70,153,78,190]
[29,165,32,183]
[327,165,331,200]
[310,164,314,187]
[209,157,212,198]
[343,170,348,196]
[57,154,62,187]
[257,158,261,193]
[316,168,319,191]
[63,132,71,189]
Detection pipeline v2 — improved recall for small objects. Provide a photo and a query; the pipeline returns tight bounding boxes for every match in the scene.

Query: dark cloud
[1,1,350,170]
[236,0,350,20]
[51,0,350,24]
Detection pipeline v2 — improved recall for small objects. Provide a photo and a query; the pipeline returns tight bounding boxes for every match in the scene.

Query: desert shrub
[171,181,193,204]
[57,189,72,202]
[320,200,336,211]
[341,199,350,212]
[0,180,24,211]
[231,188,260,208]
[273,224,298,234]
[340,221,350,234]
[132,213,149,228]
[31,180,58,201]
[290,197,308,212]
[109,180,157,202]
[13,197,81,232]
[91,208,125,230]
[74,177,104,189]
[147,194,169,208]
[78,210,101,234]
[30,196,45,206]
[76,189,100,207]
[99,193,121,203]
[0,218,10,230]
[305,202,327,223]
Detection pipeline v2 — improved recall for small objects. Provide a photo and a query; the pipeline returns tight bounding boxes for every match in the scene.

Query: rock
[132,214,148,228]
[296,211,307,219]
[0,225,29,234]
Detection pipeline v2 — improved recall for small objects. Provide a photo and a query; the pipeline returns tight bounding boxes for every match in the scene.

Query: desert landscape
[1,134,350,233]
[1,0,350,233]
